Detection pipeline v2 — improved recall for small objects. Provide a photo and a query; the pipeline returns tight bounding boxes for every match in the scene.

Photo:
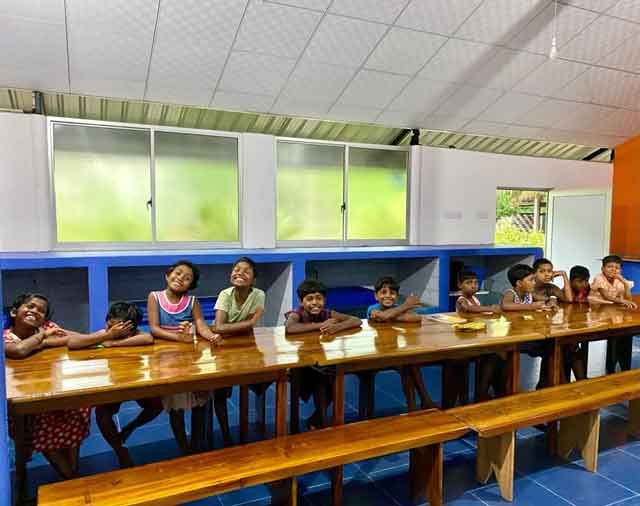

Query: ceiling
[1,0,639,150]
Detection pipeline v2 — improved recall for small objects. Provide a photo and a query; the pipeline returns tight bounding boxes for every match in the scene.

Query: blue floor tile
[475,476,574,505]
[596,450,640,493]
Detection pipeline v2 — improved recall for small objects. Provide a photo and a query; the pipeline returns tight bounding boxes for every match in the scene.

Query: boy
[569,265,591,303]
[286,279,361,429]
[501,264,548,311]
[456,270,501,314]
[532,258,573,305]
[68,302,161,468]
[592,255,637,373]
[365,277,435,413]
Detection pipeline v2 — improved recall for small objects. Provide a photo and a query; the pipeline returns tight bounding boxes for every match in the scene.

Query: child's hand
[403,294,422,309]
[108,321,134,340]
[177,321,194,342]
[489,304,502,313]
[532,301,547,309]
[319,318,340,335]
[620,299,638,309]
[552,270,567,279]
[44,327,67,338]
[202,332,222,345]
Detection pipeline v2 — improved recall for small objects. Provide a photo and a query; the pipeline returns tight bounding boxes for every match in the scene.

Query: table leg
[239,385,249,443]
[547,339,561,453]
[276,372,288,437]
[331,367,345,506]
[289,369,300,434]
[13,413,27,506]
[506,348,520,395]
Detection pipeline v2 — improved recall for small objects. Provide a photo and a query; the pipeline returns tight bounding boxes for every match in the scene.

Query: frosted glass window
[277,142,344,241]
[155,132,238,242]
[53,124,151,242]
[347,148,407,240]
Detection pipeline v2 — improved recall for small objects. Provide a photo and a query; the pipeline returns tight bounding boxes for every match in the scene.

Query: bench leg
[558,410,600,472]
[477,432,514,502]
[240,385,249,443]
[331,367,345,506]
[271,477,298,506]
[13,413,28,506]
[358,371,375,419]
[410,444,443,506]
[255,387,266,438]
[401,368,417,412]
[629,399,640,436]
[290,369,300,434]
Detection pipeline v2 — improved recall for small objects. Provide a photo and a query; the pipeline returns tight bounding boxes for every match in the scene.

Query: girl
[147,260,219,455]
[211,257,265,444]
[3,293,91,479]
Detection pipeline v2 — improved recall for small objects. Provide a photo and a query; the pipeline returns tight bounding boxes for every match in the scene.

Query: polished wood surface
[38,409,468,506]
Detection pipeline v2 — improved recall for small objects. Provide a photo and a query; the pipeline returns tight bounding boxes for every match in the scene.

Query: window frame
[275,137,410,247]
[48,117,243,251]
[494,186,551,249]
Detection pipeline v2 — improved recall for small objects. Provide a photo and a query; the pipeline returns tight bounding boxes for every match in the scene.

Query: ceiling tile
[280,61,356,102]
[563,0,618,11]
[502,125,544,139]
[212,91,274,112]
[478,92,544,122]
[66,0,159,99]
[218,51,296,96]
[0,0,65,23]
[521,98,585,127]
[376,109,427,127]
[555,102,618,132]
[364,28,446,75]
[0,15,69,91]
[602,33,640,73]
[422,114,469,131]
[460,120,508,136]
[389,78,457,113]
[396,0,483,36]
[507,3,598,55]
[456,0,549,45]
[467,48,547,90]
[270,97,332,118]
[145,0,246,106]
[594,109,640,136]
[607,0,640,23]
[513,59,590,96]
[304,14,387,67]
[560,14,640,64]
[434,85,503,118]
[337,69,411,108]
[419,38,497,84]
[326,104,382,123]
[330,0,409,24]
[272,0,331,10]
[234,1,321,58]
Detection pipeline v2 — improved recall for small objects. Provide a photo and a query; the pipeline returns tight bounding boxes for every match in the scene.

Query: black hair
[8,293,52,326]
[296,279,327,300]
[507,264,535,287]
[570,265,590,281]
[458,270,478,283]
[533,258,553,271]
[165,260,199,290]
[374,276,399,293]
[106,301,143,332]
[602,255,623,267]
[232,256,258,278]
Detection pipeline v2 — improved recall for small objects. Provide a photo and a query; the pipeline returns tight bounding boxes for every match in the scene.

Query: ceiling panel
[234,1,321,58]
[601,33,640,73]
[523,98,586,127]
[304,14,387,67]
[555,102,618,132]
[467,48,547,90]
[594,109,640,137]
[270,97,332,118]
[364,28,446,75]
[0,0,65,23]
[217,51,296,96]
[502,124,544,139]
[460,120,508,136]
[607,0,640,23]
[145,0,246,106]
[456,0,549,45]
[419,38,497,84]
[563,0,618,11]
[388,78,457,113]
[211,91,274,113]
[329,0,409,24]
[326,103,382,123]
[422,114,469,132]
[433,85,503,118]
[478,92,544,122]
[337,70,411,108]
[513,59,590,96]
[396,0,483,36]
[375,108,427,128]
[280,61,356,102]
[271,0,331,10]
[559,14,640,64]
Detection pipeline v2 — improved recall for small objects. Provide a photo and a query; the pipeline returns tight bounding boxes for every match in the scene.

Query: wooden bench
[39,409,468,506]
[449,369,640,501]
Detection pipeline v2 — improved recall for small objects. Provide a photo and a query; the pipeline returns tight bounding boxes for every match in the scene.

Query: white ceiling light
[549,0,558,59]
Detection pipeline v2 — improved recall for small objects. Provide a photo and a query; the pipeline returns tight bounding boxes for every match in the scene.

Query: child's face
[602,262,621,280]
[301,292,326,315]
[230,261,255,288]
[570,278,589,293]
[458,278,479,296]
[165,264,194,293]
[516,273,536,293]
[374,285,399,308]
[106,318,135,336]
[13,297,48,328]
[535,263,554,284]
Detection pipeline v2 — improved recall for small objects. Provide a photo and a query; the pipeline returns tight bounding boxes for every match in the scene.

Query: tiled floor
[12,338,640,505]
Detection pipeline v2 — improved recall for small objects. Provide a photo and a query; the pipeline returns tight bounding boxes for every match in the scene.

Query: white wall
[0,112,52,252]
[410,145,613,245]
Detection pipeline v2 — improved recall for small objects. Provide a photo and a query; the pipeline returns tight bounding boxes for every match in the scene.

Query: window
[495,189,548,248]
[276,141,408,243]
[51,121,239,245]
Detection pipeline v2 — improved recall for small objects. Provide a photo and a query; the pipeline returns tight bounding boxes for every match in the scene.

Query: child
[3,293,91,479]
[147,260,219,455]
[591,255,638,373]
[533,258,573,305]
[67,302,161,468]
[365,276,435,413]
[570,265,591,303]
[211,257,265,445]
[501,264,549,311]
[456,270,502,314]
[286,279,361,429]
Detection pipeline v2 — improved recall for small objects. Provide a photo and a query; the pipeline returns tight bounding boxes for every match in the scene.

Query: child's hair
[8,293,52,326]
[165,260,199,290]
[106,301,143,332]
[507,264,535,287]
[458,270,478,283]
[233,256,258,278]
[374,276,399,293]
[570,265,590,281]
[297,279,327,300]
[602,254,623,267]
[532,258,553,271]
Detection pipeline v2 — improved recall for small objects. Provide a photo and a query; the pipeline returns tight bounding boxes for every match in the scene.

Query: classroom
[2,1,640,505]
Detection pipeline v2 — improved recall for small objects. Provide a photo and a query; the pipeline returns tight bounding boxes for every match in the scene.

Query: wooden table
[5,329,312,505]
